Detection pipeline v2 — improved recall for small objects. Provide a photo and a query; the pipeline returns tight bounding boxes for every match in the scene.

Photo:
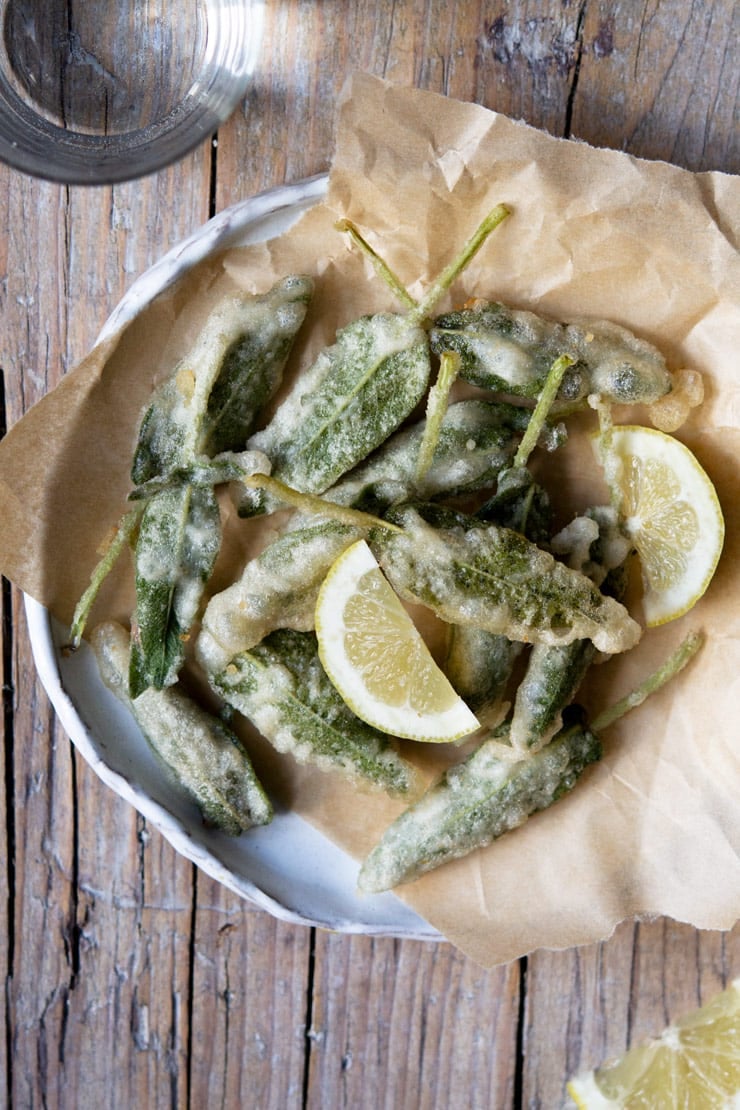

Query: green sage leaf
[211,630,417,796]
[130,484,221,696]
[93,621,272,834]
[430,301,672,404]
[247,313,431,503]
[132,275,313,483]
[198,521,360,674]
[358,723,601,891]
[373,505,641,655]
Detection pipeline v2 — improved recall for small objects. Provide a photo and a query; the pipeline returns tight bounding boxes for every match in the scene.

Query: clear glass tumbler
[0,0,263,185]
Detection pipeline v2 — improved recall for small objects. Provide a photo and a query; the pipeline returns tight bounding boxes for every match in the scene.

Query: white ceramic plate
[25,177,440,941]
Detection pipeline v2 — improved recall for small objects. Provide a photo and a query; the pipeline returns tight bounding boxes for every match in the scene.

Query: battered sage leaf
[210,630,417,795]
[430,301,672,404]
[128,450,271,501]
[444,468,553,718]
[444,626,522,721]
[130,484,221,698]
[248,312,431,500]
[243,206,510,514]
[201,275,314,456]
[93,621,272,834]
[444,355,574,718]
[359,628,705,891]
[476,466,553,545]
[125,276,312,692]
[509,510,631,752]
[132,275,313,483]
[326,398,534,514]
[71,278,312,664]
[199,399,536,671]
[358,722,602,892]
[373,504,642,655]
[198,520,361,674]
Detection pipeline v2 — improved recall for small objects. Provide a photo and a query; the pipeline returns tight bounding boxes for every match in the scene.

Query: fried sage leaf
[93,621,272,834]
[132,275,313,483]
[509,510,631,752]
[358,723,601,892]
[446,355,591,727]
[430,301,672,404]
[247,313,431,503]
[125,277,312,692]
[198,521,361,674]
[243,206,510,515]
[130,484,221,697]
[210,630,417,795]
[128,449,271,501]
[326,398,534,514]
[510,640,596,753]
[443,474,541,716]
[373,505,641,655]
[446,466,556,719]
[444,626,521,722]
[201,275,314,456]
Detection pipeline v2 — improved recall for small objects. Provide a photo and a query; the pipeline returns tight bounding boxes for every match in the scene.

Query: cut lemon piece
[568,977,740,1109]
[315,539,479,742]
[593,425,724,626]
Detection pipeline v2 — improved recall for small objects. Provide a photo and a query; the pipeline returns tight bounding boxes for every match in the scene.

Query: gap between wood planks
[564,1,588,139]
[1,367,16,1110]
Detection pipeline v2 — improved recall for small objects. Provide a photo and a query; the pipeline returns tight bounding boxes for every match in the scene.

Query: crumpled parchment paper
[1,73,738,967]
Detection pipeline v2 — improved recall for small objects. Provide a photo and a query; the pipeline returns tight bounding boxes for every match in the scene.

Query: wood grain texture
[1,1,738,1106]
[574,0,739,172]
[189,879,312,1109]
[306,933,520,1108]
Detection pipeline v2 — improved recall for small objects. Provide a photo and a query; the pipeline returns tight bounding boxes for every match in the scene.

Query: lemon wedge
[315,539,479,742]
[568,977,740,1108]
[594,425,724,626]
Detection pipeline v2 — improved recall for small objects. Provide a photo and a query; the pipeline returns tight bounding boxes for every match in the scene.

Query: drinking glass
[0,0,263,184]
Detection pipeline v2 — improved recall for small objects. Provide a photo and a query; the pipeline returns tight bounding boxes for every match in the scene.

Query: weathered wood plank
[7,592,79,1108]
[574,0,739,172]
[305,933,521,1108]
[0,341,10,1103]
[188,877,312,1109]
[62,795,194,1108]
[0,573,11,1104]
[466,1,586,135]
[215,0,739,204]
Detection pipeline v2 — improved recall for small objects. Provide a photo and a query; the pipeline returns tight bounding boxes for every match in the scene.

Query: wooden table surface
[1,2,738,1106]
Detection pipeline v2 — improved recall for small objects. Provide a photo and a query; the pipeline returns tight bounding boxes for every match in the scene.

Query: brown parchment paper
[1,73,739,967]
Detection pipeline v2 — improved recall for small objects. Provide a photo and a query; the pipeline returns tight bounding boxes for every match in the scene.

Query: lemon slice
[315,539,479,742]
[568,978,740,1108]
[594,425,724,627]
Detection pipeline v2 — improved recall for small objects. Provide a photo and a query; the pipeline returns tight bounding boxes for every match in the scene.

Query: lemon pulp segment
[594,425,724,626]
[568,977,740,1109]
[316,540,479,742]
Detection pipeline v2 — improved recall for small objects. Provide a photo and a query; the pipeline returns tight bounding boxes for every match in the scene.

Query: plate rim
[23,178,442,942]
